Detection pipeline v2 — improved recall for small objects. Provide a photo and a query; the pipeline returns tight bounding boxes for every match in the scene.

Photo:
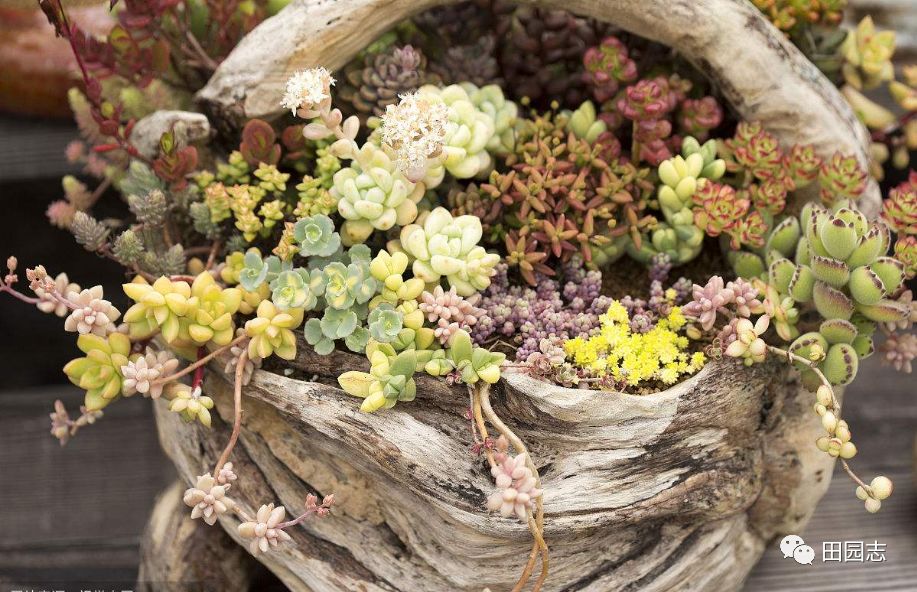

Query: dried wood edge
[196,0,881,217]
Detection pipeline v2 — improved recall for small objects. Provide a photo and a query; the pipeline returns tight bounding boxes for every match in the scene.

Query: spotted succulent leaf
[810,255,850,288]
[819,319,857,344]
[848,266,885,305]
[813,281,854,320]
[854,299,908,323]
[766,217,800,258]
[788,264,815,302]
[769,258,796,293]
[822,343,858,385]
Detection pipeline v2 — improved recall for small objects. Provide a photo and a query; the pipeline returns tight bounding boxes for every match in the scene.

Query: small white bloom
[380,91,449,181]
[63,285,120,336]
[281,67,335,115]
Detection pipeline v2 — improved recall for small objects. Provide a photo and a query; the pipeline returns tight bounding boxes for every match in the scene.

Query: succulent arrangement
[5,0,916,589]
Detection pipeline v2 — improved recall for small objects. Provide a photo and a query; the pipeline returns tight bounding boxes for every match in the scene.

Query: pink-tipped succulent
[420,285,485,345]
[64,286,121,337]
[582,36,637,103]
[121,348,179,399]
[818,152,868,204]
[34,272,79,317]
[882,173,916,236]
[238,503,293,555]
[726,279,762,318]
[691,181,750,246]
[183,473,235,526]
[682,275,735,331]
[728,122,785,181]
[677,96,723,141]
[486,436,543,521]
[878,332,916,373]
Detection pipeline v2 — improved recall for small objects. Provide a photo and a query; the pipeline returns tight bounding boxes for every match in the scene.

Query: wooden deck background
[0,108,914,591]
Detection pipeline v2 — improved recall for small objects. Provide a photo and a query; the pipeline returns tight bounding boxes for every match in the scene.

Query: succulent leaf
[766,217,801,257]
[848,266,886,305]
[854,299,908,323]
[810,255,850,288]
[788,264,815,302]
[769,258,796,294]
[819,217,858,261]
[819,319,858,344]
[812,281,854,320]
[822,343,858,385]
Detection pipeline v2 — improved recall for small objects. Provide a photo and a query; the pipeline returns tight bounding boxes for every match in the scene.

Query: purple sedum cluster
[473,257,612,361]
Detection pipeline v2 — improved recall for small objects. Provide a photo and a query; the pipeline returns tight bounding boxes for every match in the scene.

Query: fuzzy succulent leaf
[812,281,855,320]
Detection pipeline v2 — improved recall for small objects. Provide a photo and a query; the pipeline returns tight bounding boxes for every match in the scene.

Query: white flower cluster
[281,67,335,115]
[380,92,449,183]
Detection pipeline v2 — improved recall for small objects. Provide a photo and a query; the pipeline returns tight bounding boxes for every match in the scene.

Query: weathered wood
[196,0,881,217]
[151,334,838,592]
[129,110,212,160]
[137,481,259,591]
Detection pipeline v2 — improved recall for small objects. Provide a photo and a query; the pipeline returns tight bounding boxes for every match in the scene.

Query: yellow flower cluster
[563,301,705,388]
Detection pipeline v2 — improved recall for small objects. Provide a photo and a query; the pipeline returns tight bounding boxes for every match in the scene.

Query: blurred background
[0,1,913,591]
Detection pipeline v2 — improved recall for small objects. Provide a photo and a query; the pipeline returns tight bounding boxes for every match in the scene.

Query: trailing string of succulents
[3,0,915,587]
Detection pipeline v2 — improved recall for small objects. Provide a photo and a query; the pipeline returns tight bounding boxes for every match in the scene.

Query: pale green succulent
[398,207,500,296]
[417,84,497,180]
[292,214,341,257]
[270,268,324,311]
[322,261,377,310]
[338,345,418,413]
[368,303,403,343]
[460,82,518,155]
[565,101,607,144]
[747,201,908,387]
[332,143,425,245]
[631,136,724,265]
[368,250,425,305]
[304,308,367,355]
[239,252,290,292]
[444,329,504,384]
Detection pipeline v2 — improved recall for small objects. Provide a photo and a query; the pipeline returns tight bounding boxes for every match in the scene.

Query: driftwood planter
[149,342,838,591]
[142,0,876,590]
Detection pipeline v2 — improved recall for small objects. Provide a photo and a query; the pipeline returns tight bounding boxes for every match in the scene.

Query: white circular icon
[780,534,805,559]
[793,544,815,565]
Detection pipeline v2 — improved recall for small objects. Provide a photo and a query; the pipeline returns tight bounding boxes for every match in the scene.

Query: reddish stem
[191,346,207,390]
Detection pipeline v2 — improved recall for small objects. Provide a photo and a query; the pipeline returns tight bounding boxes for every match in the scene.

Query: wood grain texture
[148,334,838,592]
[137,481,260,591]
[0,355,911,590]
[195,0,881,216]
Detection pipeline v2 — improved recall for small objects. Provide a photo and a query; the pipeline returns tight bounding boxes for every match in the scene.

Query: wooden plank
[0,116,79,182]
[0,385,175,578]
[745,351,917,592]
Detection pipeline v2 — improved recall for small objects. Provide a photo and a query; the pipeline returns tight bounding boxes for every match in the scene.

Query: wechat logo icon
[780,534,815,565]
